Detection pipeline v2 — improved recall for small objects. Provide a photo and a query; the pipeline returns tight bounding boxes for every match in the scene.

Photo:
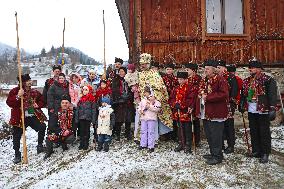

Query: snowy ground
[0,97,284,188]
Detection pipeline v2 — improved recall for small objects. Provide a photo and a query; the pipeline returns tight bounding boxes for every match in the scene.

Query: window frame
[201,0,251,42]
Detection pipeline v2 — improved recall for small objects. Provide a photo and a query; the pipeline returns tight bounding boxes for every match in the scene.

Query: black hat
[61,94,71,102]
[248,59,263,69]
[203,60,218,68]
[185,63,198,71]
[151,61,160,68]
[227,64,236,72]
[177,71,188,79]
[165,63,175,69]
[17,74,31,82]
[115,57,123,64]
[217,60,226,67]
[119,66,127,73]
[52,64,62,71]
[59,73,66,77]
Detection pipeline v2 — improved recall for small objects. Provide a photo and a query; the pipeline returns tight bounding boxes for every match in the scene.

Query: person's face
[186,68,194,76]
[89,72,96,79]
[144,91,150,98]
[58,76,65,84]
[25,80,33,88]
[140,63,149,71]
[127,69,133,73]
[115,62,122,70]
[102,102,107,107]
[204,66,215,77]
[119,69,126,78]
[152,67,159,71]
[217,66,227,75]
[178,78,187,84]
[249,67,261,76]
[72,75,79,84]
[100,82,107,89]
[53,69,61,77]
[61,100,70,110]
[149,95,155,102]
[166,68,174,75]
[82,87,90,95]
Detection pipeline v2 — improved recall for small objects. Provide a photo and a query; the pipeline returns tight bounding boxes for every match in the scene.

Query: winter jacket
[42,77,56,105]
[138,98,161,121]
[47,80,70,113]
[75,93,97,124]
[6,86,47,126]
[96,105,115,136]
[69,73,82,107]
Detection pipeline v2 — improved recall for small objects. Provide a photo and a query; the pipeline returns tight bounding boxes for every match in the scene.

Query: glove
[269,110,276,121]
[174,103,181,110]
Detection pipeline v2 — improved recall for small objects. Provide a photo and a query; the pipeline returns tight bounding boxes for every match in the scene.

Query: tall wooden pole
[103,10,106,79]
[15,12,28,164]
[61,18,65,65]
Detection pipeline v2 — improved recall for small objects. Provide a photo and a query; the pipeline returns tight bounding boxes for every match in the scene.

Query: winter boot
[125,122,132,141]
[174,144,183,152]
[96,142,103,151]
[37,144,46,154]
[79,138,84,150]
[206,157,222,165]
[83,137,89,150]
[224,146,234,154]
[103,142,110,152]
[13,151,21,164]
[62,142,68,151]
[44,140,54,160]
[148,148,154,153]
[184,146,192,154]
[259,154,269,163]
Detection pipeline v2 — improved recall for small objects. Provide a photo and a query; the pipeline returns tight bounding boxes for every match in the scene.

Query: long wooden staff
[191,114,196,154]
[102,10,106,79]
[15,12,28,164]
[61,18,65,65]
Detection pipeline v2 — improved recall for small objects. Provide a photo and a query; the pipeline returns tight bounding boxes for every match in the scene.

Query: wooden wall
[116,0,284,66]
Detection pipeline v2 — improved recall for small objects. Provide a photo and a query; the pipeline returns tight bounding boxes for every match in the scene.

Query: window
[206,0,244,34]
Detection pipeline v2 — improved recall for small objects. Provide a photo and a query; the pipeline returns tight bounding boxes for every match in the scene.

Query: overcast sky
[0,0,129,64]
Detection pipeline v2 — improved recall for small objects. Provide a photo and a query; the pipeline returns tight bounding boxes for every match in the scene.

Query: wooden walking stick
[61,17,65,65]
[15,12,28,164]
[102,10,107,80]
[241,113,251,155]
[191,113,196,154]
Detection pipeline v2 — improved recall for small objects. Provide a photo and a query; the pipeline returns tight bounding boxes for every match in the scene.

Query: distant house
[115,0,284,66]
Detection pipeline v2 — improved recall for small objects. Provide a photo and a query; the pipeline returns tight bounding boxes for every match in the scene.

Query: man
[162,63,179,97]
[184,62,202,147]
[196,60,229,165]
[169,71,195,154]
[108,57,123,80]
[240,59,277,163]
[6,74,47,164]
[217,60,238,154]
[43,64,62,104]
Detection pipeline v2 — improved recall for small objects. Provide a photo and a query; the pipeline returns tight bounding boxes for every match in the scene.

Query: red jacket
[6,86,46,127]
[195,75,229,120]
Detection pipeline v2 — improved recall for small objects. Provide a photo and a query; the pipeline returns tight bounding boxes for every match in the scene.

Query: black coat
[75,101,97,124]
[111,76,135,123]
[47,80,70,113]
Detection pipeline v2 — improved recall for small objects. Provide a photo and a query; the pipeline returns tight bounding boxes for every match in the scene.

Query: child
[169,71,194,154]
[44,95,75,159]
[138,86,161,152]
[95,79,112,105]
[96,97,115,152]
[75,85,97,150]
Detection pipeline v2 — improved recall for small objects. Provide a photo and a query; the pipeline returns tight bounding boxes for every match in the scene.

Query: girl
[138,86,161,152]
[75,85,97,150]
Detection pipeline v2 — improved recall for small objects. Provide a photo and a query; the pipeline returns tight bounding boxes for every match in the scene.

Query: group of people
[6,53,277,165]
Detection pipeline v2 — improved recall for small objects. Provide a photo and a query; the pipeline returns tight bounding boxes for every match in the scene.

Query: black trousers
[248,113,271,155]
[203,120,224,160]
[223,118,235,148]
[79,120,91,142]
[193,119,201,144]
[176,121,192,148]
[114,122,131,137]
[13,116,46,152]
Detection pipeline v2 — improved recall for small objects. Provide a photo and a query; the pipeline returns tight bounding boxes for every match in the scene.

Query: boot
[247,152,261,158]
[37,144,46,154]
[224,146,234,154]
[184,146,192,154]
[103,142,110,152]
[96,142,103,151]
[125,122,132,141]
[44,140,54,160]
[62,143,68,151]
[13,151,21,164]
[206,157,222,165]
[259,154,269,163]
[148,148,154,153]
[79,138,84,150]
[203,154,212,159]
[83,137,89,150]
[115,122,121,141]
[174,144,183,152]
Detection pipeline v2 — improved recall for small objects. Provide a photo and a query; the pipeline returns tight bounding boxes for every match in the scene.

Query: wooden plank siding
[116,0,284,66]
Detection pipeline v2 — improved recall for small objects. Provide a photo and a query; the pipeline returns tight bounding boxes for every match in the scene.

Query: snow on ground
[0,97,284,188]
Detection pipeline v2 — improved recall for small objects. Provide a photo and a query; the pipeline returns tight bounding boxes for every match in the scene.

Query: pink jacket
[138,98,161,121]
[69,73,82,107]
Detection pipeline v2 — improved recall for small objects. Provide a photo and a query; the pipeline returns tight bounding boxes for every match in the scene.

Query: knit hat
[52,64,62,71]
[177,71,188,79]
[101,96,111,105]
[127,63,136,72]
[139,53,152,64]
[115,57,123,64]
[17,74,31,82]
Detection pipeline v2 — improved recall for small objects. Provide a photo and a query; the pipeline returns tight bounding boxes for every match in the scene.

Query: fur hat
[101,96,111,105]
[61,94,71,102]
[52,64,62,71]
[127,63,136,72]
[139,53,152,64]
[17,74,31,82]
[185,63,198,71]
[115,57,123,64]
[203,60,218,68]
[177,71,188,79]
[248,58,263,69]
[217,60,226,67]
